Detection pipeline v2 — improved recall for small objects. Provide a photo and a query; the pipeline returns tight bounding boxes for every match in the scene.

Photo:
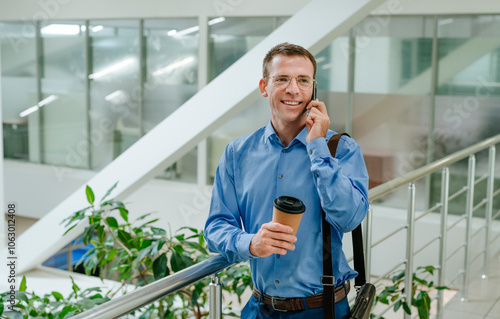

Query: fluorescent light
[104,90,129,103]
[41,24,80,35]
[92,25,104,32]
[439,18,454,26]
[172,17,225,37]
[152,56,195,77]
[19,95,59,118]
[89,58,135,80]
[208,17,226,26]
[19,106,40,118]
[316,56,326,63]
[105,90,125,102]
[173,26,200,37]
[37,94,58,106]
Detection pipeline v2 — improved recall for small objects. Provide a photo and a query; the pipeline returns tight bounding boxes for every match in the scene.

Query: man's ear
[259,78,268,97]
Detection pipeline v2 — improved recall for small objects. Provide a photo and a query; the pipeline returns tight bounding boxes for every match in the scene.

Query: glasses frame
[270,74,316,91]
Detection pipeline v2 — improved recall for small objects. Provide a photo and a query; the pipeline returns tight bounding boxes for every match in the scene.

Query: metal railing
[366,133,500,319]
[71,255,232,319]
[72,133,500,319]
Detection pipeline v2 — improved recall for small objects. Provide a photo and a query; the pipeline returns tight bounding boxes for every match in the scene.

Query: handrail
[71,255,233,319]
[369,133,500,201]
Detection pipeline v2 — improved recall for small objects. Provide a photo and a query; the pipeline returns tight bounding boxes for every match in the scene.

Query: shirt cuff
[306,137,331,162]
[236,233,257,260]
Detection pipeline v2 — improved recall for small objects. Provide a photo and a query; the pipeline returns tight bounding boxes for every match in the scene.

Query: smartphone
[312,81,317,101]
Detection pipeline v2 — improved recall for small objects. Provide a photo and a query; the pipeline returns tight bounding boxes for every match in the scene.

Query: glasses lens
[296,76,313,90]
[273,75,290,88]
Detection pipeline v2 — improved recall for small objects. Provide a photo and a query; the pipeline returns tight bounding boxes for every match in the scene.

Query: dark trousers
[241,291,350,319]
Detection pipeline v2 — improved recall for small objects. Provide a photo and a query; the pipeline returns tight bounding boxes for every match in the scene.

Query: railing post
[437,167,450,319]
[209,273,222,319]
[404,182,416,319]
[462,155,476,301]
[365,205,373,282]
[483,146,496,278]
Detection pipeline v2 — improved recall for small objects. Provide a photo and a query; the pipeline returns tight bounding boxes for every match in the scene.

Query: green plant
[0,276,109,319]
[372,265,449,319]
[1,183,252,319]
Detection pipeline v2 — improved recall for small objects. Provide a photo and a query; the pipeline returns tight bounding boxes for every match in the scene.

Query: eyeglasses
[270,75,315,90]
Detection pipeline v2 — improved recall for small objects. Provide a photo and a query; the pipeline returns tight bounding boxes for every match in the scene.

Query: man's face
[259,55,315,128]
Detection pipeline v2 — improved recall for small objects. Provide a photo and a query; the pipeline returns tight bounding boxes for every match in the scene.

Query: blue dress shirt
[204,122,369,298]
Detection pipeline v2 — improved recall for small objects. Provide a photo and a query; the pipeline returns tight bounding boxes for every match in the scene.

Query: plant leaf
[393,299,402,312]
[100,182,119,203]
[70,276,80,296]
[119,207,129,222]
[392,270,405,283]
[153,253,169,280]
[86,185,95,205]
[20,275,27,291]
[106,217,119,228]
[15,291,29,303]
[402,300,411,314]
[52,291,64,301]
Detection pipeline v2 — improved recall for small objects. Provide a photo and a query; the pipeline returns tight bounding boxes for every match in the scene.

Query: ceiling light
[173,26,200,37]
[92,25,104,32]
[439,18,454,26]
[89,58,135,80]
[208,17,226,26]
[41,24,80,35]
[19,95,59,118]
[152,56,195,76]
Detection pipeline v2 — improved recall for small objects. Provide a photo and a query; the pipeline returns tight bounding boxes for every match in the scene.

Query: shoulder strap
[322,134,367,311]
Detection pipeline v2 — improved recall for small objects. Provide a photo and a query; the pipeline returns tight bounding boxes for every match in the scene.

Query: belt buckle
[321,275,335,286]
[271,296,288,312]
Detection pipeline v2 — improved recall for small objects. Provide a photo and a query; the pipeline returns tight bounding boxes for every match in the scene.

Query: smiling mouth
[282,101,301,106]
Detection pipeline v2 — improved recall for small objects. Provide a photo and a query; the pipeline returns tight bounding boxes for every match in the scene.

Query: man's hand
[306,100,330,143]
[249,222,297,257]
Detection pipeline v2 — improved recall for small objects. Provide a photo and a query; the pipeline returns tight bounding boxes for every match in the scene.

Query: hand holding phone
[306,81,330,143]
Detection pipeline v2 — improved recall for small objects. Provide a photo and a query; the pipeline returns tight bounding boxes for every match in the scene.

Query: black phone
[312,81,317,100]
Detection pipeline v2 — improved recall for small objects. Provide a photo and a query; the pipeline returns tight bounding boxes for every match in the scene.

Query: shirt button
[279,174,283,179]
[282,149,286,153]
[309,150,312,154]
[275,280,280,284]
[315,173,319,177]
[276,254,280,258]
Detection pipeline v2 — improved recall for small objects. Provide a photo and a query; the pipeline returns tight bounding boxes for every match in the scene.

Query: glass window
[1,22,37,161]
[433,15,500,215]
[144,19,199,183]
[89,20,140,170]
[40,21,87,168]
[351,16,435,208]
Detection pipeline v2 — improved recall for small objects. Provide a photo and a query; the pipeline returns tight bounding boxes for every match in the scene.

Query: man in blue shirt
[204,43,369,318]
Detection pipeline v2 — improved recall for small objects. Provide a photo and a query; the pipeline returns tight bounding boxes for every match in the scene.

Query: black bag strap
[322,133,368,319]
[322,209,335,319]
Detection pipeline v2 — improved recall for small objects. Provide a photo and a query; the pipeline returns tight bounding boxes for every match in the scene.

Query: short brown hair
[262,42,317,79]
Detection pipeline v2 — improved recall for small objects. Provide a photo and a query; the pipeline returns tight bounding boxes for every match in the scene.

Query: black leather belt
[252,281,350,312]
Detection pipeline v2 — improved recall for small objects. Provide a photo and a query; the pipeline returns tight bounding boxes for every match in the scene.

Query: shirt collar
[264,121,309,147]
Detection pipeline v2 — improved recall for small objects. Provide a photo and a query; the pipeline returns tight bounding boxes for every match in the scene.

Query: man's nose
[286,77,300,94]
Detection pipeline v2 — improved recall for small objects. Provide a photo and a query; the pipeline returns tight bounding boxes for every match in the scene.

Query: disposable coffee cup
[272,196,306,236]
